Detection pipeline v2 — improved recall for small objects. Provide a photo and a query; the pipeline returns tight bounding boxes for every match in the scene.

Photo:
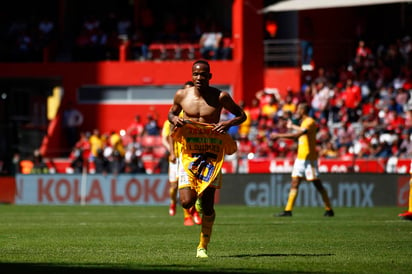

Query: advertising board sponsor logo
[15,175,169,205]
[397,177,410,207]
[244,175,375,207]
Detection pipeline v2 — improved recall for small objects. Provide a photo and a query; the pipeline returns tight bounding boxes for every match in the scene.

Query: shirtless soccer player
[168,60,246,258]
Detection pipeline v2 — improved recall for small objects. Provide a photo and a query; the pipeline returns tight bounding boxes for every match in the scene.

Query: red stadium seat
[148,43,182,60]
[148,43,166,60]
[141,135,162,147]
[177,43,199,60]
[153,146,167,158]
[164,43,179,60]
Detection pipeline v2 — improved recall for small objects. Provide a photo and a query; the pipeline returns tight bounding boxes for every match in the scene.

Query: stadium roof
[262,0,411,13]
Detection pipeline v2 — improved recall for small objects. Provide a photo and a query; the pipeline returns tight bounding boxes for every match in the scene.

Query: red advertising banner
[230,158,390,174]
[0,176,16,204]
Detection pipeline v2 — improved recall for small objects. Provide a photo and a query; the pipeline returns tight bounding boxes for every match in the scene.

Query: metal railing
[263,39,301,67]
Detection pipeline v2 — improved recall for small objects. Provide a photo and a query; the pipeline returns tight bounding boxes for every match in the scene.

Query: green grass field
[0,205,411,273]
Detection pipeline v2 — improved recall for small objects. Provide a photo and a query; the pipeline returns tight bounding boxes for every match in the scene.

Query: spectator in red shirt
[355,40,372,65]
[269,113,295,157]
[353,130,374,158]
[237,135,254,160]
[361,103,381,132]
[127,114,144,138]
[248,98,261,126]
[73,131,91,161]
[341,78,362,122]
[338,145,355,162]
[384,109,405,132]
[253,133,272,159]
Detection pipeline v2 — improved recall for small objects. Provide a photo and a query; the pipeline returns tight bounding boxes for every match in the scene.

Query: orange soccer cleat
[184,216,194,226]
[192,210,202,225]
[398,211,412,220]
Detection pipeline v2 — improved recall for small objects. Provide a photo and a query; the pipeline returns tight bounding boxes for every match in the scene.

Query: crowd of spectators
[14,109,166,175]
[1,15,57,62]
[66,111,166,175]
[4,6,412,174]
[233,37,412,162]
[64,33,411,174]
[1,9,232,62]
[16,35,412,175]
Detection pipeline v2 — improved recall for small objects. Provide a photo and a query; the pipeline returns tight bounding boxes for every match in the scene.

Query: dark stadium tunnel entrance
[0,77,62,168]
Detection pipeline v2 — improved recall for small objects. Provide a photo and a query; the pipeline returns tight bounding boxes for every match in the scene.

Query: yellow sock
[183,208,191,218]
[197,212,215,250]
[285,188,298,211]
[408,178,412,212]
[319,188,332,211]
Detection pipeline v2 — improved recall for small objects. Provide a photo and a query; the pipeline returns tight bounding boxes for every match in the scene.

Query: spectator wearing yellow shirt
[281,92,297,114]
[89,129,104,161]
[238,100,252,138]
[261,96,279,120]
[109,130,125,157]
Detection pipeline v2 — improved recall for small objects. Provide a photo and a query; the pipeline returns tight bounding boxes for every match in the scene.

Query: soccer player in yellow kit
[162,80,202,225]
[398,161,412,220]
[161,117,201,226]
[168,60,246,258]
[271,102,334,217]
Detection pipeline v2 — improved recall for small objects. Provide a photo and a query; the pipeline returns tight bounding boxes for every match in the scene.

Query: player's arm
[214,91,247,133]
[168,89,185,127]
[161,129,171,152]
[167,135,177,163]
[286,120,302,131]
[271,123,307,140]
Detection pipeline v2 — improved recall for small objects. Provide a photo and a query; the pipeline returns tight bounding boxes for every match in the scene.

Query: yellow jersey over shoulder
[162,120,171,137]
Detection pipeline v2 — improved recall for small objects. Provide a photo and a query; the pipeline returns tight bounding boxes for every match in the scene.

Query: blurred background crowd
[17,33,412,175]
[2,1,411,175]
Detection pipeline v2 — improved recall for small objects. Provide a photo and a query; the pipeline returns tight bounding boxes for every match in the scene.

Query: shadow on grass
[0,263,203,274]
[225,253,334,258]
[0,261,332,274]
